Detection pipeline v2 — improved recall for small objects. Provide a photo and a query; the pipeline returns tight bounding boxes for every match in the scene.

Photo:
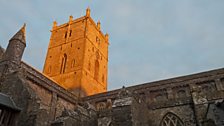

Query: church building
[0,8,223,126]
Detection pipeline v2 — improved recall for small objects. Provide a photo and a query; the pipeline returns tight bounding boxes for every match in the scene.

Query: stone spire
[10,24,26,45]
[2,24,27,65]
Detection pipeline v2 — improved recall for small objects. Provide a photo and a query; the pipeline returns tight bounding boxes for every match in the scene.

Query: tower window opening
[64,31,67,38]
[69,30,72,37]
[60,54,67,73]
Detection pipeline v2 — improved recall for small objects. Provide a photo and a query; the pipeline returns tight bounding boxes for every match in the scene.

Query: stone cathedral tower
[43,8,109,97]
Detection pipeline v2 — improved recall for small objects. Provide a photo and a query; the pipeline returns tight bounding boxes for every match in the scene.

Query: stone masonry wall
[84,68,224,126]
[0,57,79,126]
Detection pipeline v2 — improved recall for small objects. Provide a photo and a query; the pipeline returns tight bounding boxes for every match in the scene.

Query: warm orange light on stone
[43,8,109,97]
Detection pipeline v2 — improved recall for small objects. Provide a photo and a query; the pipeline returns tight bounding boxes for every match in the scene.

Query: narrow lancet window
[60,54,67,73]
[69,30,72,37]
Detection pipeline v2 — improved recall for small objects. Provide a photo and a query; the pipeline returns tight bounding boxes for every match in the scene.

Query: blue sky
[0,0,224,90]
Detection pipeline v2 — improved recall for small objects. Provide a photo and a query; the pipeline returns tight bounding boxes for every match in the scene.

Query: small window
[64,31,67,38]
[69,30,72,37]
[60,54,67,73]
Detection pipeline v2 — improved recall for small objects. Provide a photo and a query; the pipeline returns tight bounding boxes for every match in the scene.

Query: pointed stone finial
[53,21,57,27]
[69,15,73,22]
[97,21,101,30]
[105,33,109,41]
[10,24,26,44]
[86,7,90,17]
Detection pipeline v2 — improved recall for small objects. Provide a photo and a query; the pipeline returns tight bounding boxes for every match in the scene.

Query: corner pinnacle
[86,7,91,17]
[10,24,26,44]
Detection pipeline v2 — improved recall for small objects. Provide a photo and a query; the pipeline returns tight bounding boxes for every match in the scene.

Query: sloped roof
[0,93,20,111]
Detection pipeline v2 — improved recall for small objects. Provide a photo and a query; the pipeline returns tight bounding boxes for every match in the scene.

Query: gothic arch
[160,112,184,126]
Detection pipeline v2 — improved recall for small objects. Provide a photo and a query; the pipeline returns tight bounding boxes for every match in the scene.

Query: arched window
[64,31,67,38]
[60,54,67,73]
[94,60,99,81]
[69,30,72,37]
[160,112,184,126]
